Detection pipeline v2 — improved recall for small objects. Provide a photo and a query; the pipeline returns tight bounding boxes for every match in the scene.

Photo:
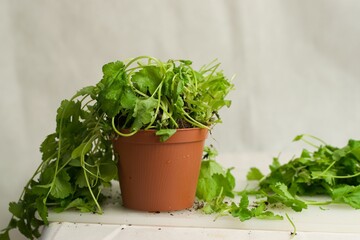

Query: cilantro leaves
[106,57,233,138]
[1,57,234,239]
[248,135,360,212]
[196,146,282,222]
[96,61,127,117]
[196,146,235,202]
[196,135,360,225]
[0,87,117,239]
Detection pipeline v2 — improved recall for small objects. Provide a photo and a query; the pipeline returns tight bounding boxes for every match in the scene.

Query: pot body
[113,128,208,212]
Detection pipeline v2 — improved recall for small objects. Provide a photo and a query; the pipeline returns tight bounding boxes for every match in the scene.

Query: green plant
[0,56,233,239]
[105,56,233,140]
[249,134,360,210]
[196,146,283,222]
[196,135,360,228]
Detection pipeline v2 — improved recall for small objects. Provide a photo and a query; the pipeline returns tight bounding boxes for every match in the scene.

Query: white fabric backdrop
[1,0,360,238]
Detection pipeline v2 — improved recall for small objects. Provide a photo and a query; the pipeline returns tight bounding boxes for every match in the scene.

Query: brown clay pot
[112,128,208,212]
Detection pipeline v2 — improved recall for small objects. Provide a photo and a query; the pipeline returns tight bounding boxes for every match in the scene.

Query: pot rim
[113,128,209,144]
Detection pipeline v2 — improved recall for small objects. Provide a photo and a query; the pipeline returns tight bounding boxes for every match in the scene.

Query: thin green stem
[146,83,163,130]
[162,102,178,128]
[301,138,320,149]
[112,117,138,136]
[285,213,297,237]
[181,109,210,129]
[80,134,102,213]
[126,78,149,98]
[318,160,336,177]
[124,56,165,72]
[322,171,360,179]
[199,59,218,74]
[304,200,333,206]
[82,167,102,213]
[300,134,332,154]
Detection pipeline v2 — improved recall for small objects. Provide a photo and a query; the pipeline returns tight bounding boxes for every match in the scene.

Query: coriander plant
[0,56,233,239]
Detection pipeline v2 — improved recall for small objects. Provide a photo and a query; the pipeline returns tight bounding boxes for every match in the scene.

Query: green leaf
[196,160,235,201]
[99,162,118,182]
[269,183,307,212]
[332,185,360,209]
[349,140,360,160]
[50,170,73,199]
[206,160,226,176]
[156,129,177,142]
[0,231,10,240]
[73,86,96,99]
[35,199,48,225]
[71,141,92,159]
[180,60,192,65]
[201,194,228,214]
[30,184,51,196]
[312,169,336,186]
[56,100,81,123]
[102,61,125,80]
[120,88,137,110]
[132,66,163,95]
[293,135,304,142]
[97,85,124,117]
[213,173,235,198]
[9,202,23,219]
[17,219,32,239]
[239,193,249,209]
[40,165,56,185]
[203,145,218,161]
[332,185,353,200]
[269,157,281,172]
[196,161,222,201]
[96,61,126,117]
[247,167,264,181]
[252,201,266,216]
[251,201,283,220]
[257,211,283,220]
[237,209,253,222]
[226,169,236,191]
[196,177,218,202]
[343,191,360,209]
[131,97,158,130]
[229,194,253,222]
[75,170,88,188]
[332,147,349,161]
[40,133,58,161]
[64,198,86,211]
[68,158,81,167]
[300,149,311,158]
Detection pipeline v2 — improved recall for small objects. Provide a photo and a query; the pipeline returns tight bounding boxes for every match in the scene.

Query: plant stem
[181,109,210,129]
[285,213,297,237]
[111,117,138,136]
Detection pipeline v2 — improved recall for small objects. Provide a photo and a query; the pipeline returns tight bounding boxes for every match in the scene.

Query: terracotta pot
[112,128,208,212]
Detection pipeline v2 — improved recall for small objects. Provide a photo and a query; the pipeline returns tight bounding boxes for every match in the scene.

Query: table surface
[42,153,360,240]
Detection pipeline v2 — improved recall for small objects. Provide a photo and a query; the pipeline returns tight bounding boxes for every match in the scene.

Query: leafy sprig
[248,134,360,211]
[0,86,118,239]
[196,135,360,225]
[196,146,283,222]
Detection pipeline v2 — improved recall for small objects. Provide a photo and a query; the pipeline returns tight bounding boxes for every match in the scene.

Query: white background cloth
[1,1,360,238]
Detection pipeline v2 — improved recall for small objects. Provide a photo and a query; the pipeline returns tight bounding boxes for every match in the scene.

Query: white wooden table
[41,153,360,240]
